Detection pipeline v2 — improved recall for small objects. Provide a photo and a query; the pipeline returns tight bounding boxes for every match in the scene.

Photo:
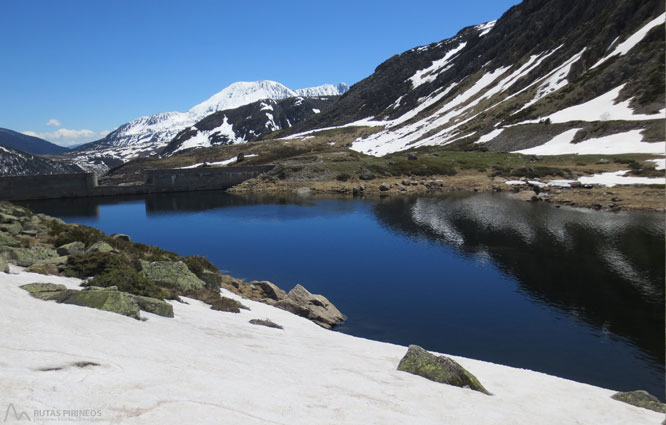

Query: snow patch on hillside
[515,129,665,155]
[520,85,665,124]
[409,42,467,89]
[592,13,666,69]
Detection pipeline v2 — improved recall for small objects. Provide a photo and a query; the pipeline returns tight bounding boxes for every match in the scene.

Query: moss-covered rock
[139,260,205,291]
[397,345,491,395]
[20,283,68,300]
[132,295,174,318]
[60,287,141,320]
[611,390,666,413]
[57,241,85,256]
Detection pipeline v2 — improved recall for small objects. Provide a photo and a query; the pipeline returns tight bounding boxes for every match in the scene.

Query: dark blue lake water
[19,191,665,399]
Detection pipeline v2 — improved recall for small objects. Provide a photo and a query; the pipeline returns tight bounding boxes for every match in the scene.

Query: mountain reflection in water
[374,194,664,370]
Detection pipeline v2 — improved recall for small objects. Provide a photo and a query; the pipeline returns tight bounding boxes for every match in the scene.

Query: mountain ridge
[279,0,664,157]
[0,128,70,155]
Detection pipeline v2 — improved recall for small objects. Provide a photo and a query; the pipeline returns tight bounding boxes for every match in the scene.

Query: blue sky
[0,0,519,146]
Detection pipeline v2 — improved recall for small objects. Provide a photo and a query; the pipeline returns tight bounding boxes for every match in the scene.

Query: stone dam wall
[0,166,274,201]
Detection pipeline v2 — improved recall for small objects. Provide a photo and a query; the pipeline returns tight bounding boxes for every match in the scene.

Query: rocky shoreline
[0,202,344,329]
[227,172,665,213]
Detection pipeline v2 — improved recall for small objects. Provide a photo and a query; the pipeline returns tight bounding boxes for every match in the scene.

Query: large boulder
[200,270,222,290]
[274,284,344,329]
[611,390,666,413]
[8,247,59,267]
[139,260,205,291]
[57,241,85,256]
[60,286,141,320]
[252,280,287,301]
[397,345,491,395]
[132,295,174,318]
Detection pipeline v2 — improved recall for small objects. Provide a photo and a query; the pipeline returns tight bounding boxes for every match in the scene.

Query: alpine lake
[18,190,665,400]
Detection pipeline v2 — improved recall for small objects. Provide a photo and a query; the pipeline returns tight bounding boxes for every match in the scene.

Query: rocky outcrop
[20,284,174,319]
[272,284,345,329]
[20,283,68,301]
[138,260,205,291]
[7,246,59,267]
[61,287,141,319]
[611,390,666,413]
[132,295,174,318]
[397,345,491,395]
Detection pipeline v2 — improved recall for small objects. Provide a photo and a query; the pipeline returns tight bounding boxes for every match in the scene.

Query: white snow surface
[178,154,258,169]
[578,170,665,187]
[475,128,504,144]
[409,42,467,89]
[592,13,666,69]
[0,268,660,425]
[515,128,665,155]
[519,48,585,111]
[475,20,497,37]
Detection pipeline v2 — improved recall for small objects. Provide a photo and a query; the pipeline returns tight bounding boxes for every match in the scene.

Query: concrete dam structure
[0,165,274,201]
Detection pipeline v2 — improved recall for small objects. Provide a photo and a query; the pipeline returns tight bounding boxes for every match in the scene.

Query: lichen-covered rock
[139,260,205,291]
[86,241,114,254]
[0,222,22,236]
[9,247,59,267]
[0,256,8,273]
[20,283,68,300]
[0,231,20,247]
[397,345,491,395]
[60,287,141,320]
[0,213,19,224]
[57,241,85,256]
[132,295,174,318]
[274,284,344,329]
[611,390,666,413]
[200,270,222,290]
[26,263,60,276]
[110,233,131,242]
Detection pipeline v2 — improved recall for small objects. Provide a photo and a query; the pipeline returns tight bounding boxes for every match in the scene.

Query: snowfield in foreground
[0,268,660,425]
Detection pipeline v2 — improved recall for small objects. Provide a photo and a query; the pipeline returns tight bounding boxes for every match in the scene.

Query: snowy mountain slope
[162,96,340,156]
[0,128,69,155]
[0,146,83,176]
[283,0,664,157]
[69,81,348,164]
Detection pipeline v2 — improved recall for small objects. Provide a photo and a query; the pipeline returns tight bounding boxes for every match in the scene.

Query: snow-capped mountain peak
[70,80,348,166]
[188,80,298,117]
